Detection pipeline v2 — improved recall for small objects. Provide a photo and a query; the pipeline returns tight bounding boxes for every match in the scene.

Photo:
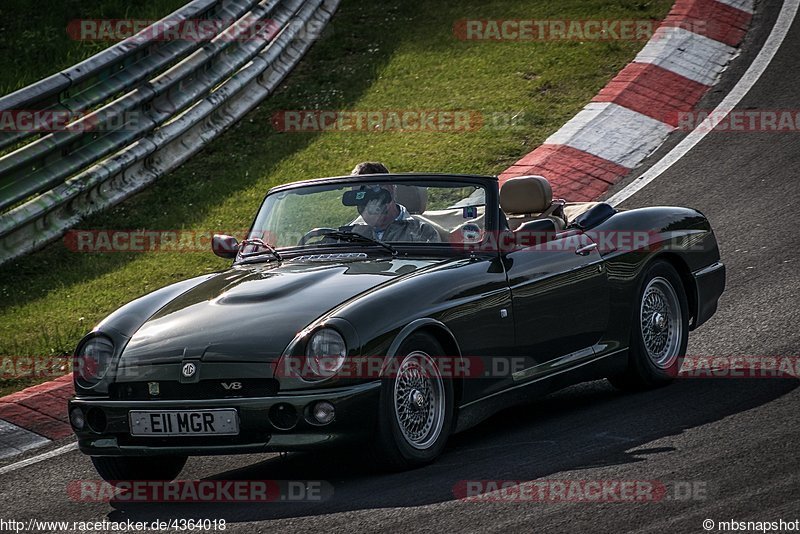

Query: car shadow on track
[105,377,797,523]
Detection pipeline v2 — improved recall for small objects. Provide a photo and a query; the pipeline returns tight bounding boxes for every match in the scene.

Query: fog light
[86,407,107,433]
[70,407,85,430]
[269,403,298,430]
[312,401,335,424]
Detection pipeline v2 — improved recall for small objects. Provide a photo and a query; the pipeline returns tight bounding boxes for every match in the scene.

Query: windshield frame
[238,173,499,263]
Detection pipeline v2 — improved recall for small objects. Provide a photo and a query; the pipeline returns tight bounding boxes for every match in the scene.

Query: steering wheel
[298,227,338,246]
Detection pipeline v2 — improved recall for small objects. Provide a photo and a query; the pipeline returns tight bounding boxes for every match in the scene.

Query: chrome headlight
[305,328,347,379]
[74,335,115,387]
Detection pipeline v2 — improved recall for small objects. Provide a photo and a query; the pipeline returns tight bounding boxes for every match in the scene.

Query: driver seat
[500,175,566,231]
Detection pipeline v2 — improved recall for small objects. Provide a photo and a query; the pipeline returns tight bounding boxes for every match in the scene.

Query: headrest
[500,176,552,215]
[394,185,428,214]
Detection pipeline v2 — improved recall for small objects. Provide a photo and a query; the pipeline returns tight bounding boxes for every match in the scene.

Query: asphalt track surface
[1,1,798,532]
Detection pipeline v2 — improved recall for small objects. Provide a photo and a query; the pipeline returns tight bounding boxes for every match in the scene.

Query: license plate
[129,409,239,436]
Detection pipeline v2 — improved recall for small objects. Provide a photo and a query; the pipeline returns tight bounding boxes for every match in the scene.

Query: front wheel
[609,260,689,391]
[372,332,454,470]
[91,455,187,483]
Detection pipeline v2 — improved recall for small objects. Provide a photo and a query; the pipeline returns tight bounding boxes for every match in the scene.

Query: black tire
[609,260,689,391]
[91,455,187,483]
[372,332,454,470]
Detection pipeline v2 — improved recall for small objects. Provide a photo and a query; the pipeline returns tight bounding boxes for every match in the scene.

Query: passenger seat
[394,185,450,240]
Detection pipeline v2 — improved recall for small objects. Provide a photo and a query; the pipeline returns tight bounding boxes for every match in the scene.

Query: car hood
[118,257,443,366]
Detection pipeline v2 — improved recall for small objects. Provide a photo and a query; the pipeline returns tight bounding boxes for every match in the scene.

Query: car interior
[498,175,615,231]
[404,175,615,243]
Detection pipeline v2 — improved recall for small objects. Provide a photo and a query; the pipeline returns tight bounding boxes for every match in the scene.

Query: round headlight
[74,335,115,386]
[305,328,347,379]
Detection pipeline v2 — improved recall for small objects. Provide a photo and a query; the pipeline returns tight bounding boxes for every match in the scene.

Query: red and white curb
[0,377,73,459]
[500,0,755,199]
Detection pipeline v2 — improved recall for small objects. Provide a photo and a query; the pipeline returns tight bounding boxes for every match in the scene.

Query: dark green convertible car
[68,173,725,481]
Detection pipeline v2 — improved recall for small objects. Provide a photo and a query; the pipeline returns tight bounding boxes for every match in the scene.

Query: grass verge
[0,0,188,96]
[0,0,673,395]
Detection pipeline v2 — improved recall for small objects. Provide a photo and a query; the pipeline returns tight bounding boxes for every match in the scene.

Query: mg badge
[182,362,197,378]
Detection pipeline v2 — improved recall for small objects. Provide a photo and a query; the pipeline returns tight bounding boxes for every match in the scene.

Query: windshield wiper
[239,238,282,261]
[322,230,398,256]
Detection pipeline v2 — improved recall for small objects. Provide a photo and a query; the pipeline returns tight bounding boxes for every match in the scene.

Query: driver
[347,162,441,243]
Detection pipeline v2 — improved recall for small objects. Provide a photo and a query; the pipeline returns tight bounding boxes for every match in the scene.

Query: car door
[504,230,609,379]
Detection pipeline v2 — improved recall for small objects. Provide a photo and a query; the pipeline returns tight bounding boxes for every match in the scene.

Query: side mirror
[212,234,239,259]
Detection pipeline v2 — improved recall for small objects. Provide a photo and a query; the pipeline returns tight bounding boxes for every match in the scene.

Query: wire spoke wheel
[640,276,683,369]
[393,351,445,450]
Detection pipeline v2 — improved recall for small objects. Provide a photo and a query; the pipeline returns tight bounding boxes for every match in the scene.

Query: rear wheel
[91,455,187,483]
[373,332,454,470]
[609,261,689,390]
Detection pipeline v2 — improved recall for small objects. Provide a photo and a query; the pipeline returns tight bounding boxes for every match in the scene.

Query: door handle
[575,242,598,256]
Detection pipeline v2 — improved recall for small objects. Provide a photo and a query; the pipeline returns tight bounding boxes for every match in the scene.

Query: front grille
[109,379,279,401]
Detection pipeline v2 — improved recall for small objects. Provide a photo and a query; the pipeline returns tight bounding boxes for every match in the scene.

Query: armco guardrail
[0,0,339,264]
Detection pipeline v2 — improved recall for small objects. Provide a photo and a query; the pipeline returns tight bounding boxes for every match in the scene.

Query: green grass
[0,0,673,395]
[0,0,188,96]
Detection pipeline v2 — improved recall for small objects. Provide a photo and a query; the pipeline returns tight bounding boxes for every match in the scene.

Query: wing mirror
[212,234,239,259]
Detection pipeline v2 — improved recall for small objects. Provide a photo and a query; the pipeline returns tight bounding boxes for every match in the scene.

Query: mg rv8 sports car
[68,173,726,480]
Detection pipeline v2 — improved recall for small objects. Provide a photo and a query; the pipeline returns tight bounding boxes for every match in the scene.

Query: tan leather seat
[500,176,565,231]
[394,185,427,214]
[394,185,450,240]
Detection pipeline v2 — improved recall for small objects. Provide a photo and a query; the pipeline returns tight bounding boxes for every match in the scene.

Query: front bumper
[69,381,380,456]
[691,261,726,329]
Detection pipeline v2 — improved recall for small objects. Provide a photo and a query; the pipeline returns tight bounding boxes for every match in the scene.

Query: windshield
[248,180,487,251]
